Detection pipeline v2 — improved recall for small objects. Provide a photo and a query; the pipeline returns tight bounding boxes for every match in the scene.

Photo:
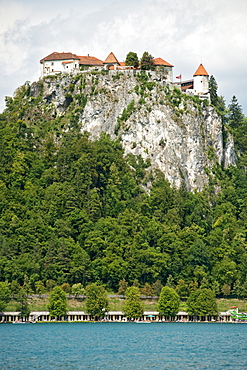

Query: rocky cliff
[31,70,236,191]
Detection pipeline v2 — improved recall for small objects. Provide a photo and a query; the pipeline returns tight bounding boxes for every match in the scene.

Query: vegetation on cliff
[0,71,247,303]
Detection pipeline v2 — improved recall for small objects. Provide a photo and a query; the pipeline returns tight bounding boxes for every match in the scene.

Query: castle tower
[193,64,209,94]
[103,52,120,70]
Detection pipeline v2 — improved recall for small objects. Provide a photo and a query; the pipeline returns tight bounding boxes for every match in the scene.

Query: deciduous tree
[125,52,139,69]
[118,279,128,295]
[35,280,46,295]
[71,283,85,296]
[123,286,143,319]
[175,279,189,298]
[16,288,30,318]
[221,283,231,297]
[152,280,163,296]
[140,52,155,71]
[48,286,68,319]
[157,286,180,317]
[187,288,218,316]
[0,282,10,312]
[141,283,153,296]
[61,283,71,293]
[85,283,109,319]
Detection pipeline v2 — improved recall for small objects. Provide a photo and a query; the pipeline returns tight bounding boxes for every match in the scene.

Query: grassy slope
[4,296,247,313]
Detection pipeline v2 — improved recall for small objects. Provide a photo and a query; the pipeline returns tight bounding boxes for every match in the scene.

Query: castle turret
[103,52,120,70]
[193,64,209,94]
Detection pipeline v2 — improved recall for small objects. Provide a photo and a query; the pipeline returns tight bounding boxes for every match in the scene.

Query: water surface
[1,322,246,369]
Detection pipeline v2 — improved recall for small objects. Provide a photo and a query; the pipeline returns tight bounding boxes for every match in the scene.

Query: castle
[40,51,209,98]
[178,64,210,100]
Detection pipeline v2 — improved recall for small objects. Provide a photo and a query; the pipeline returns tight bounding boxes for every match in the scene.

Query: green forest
[1,73,247,302]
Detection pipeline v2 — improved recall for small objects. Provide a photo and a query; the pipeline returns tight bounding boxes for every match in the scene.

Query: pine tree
[228,95,244,129]
[209,75,218,107]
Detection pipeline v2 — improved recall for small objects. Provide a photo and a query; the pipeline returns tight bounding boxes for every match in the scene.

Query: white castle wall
[193,75,209,94]
[41,59,79,77]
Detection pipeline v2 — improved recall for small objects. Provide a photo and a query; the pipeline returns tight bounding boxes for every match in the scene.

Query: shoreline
[2,320,247,325]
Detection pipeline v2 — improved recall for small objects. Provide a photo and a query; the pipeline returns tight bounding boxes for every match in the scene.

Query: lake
[1,322,246,369]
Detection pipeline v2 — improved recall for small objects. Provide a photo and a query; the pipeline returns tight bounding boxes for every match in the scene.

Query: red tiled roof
[104,52,119,64]
[78,55,104,66]
[193,64,209,76]
[40,52,80,63]
[62,61,74,64]
[152,57,174,67]
[119,62,135,69]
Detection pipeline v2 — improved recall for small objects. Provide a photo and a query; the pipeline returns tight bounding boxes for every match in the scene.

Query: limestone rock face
[38,71,236,191]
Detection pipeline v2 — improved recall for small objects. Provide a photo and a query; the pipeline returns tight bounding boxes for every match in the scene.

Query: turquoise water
[1,322,246,369]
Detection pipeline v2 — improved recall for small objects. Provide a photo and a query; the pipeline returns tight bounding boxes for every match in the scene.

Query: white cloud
[0,1,27,32]
[0,0,246,114]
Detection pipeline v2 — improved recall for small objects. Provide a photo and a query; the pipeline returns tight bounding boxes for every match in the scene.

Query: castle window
[51,62,54,66]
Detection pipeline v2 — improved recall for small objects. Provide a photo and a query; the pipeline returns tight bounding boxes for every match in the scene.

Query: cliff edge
[29,70,236,191]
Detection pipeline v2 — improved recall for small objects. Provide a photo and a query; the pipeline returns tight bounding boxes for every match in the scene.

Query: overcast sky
[0,0,246,114]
